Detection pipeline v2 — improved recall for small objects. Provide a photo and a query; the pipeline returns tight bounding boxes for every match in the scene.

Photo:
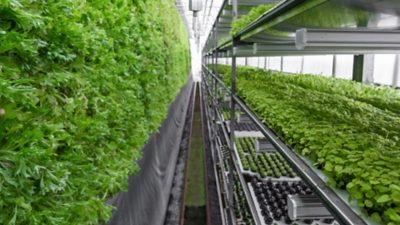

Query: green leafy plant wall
[218,65,400,225]
[0,0,190,224]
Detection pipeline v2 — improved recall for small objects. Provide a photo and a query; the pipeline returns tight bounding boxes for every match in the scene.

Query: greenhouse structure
[0,0,399,225]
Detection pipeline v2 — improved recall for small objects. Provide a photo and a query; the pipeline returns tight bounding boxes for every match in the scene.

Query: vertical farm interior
[1,1,400,225]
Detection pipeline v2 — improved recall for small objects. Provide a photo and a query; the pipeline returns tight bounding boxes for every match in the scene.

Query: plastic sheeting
[107,77,194,225]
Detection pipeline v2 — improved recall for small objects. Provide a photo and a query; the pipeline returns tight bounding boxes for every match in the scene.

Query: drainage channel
[182,83,207,225]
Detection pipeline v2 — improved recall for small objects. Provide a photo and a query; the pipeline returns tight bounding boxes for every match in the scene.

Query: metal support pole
[362,54,374,84]
[227,1,238,223]
[280,56,284,71]
[332,55,337,78]
[264,57,268,69]
[212,32,215,74]
[351,11,368,83]
[213,27,219,174]
[352,55,364,82]
[393,54,400,88]
[213,27,218,77]
[228,40,237,225]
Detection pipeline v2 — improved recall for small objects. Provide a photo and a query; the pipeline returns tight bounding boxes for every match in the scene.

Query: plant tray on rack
[248,180,339,225]
[234,137,299,182]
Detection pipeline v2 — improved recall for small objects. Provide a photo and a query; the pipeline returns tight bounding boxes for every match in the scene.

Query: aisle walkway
[183,84,207,225]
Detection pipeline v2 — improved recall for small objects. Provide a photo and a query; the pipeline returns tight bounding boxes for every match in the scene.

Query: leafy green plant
[219,65,400,225]
[231,3,278,35]
[0,0,190,224]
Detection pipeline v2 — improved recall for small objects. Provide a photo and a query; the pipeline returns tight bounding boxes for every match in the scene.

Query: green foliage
[0,0,190,224]
[218,65,400,225]
[231,3,278,35]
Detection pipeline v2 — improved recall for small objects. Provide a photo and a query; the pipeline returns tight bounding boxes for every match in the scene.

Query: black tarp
[107,77,194,225]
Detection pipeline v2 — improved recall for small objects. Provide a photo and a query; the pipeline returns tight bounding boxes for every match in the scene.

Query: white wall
[212,54,400,88]
[302,55,334,77]
[269,57,282,71]
[334,55,353,80]
[283,56,303,73]
[373,54,397,85]
[237,57,246,66]
[247,57,258,67]
[258,57,266,68]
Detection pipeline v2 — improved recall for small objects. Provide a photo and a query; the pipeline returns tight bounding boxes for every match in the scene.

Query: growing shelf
[248,179,338,225]
[203,1,400,224]
[201,73,262,225]
[202,65,370,225]
[205,0,400,57]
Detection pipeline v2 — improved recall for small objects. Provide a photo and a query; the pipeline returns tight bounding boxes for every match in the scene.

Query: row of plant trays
[214,79,375,225]
[233,139,300,182]
[224,115,300,182]
[219,108,338,225]
[234,173,256,225]
[248,178,339,225]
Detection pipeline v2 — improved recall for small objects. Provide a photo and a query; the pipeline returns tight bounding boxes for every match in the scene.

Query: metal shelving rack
[202,65,262,225]
[202,0,400,225]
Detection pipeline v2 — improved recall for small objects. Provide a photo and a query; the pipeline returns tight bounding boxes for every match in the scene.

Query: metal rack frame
[202,68,263,225]
[203,65,368,225]
[201,0,400,225]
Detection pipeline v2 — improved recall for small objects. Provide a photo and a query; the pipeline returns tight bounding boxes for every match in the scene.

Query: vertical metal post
[227,1,238,224]
[228,39,237,225]
[213,27,218,77]
[229,45,237,157]
[362,55,374,84]
[332,55,337,78]
[280,56,284,71]
[213,27,219,159]
[300,56,304,73]
[265,57,268,69]
[211,32,215,74]
[393,54,400,88]
[210,30,216,153]
[351,4,367,83]
[353,55,364,82]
